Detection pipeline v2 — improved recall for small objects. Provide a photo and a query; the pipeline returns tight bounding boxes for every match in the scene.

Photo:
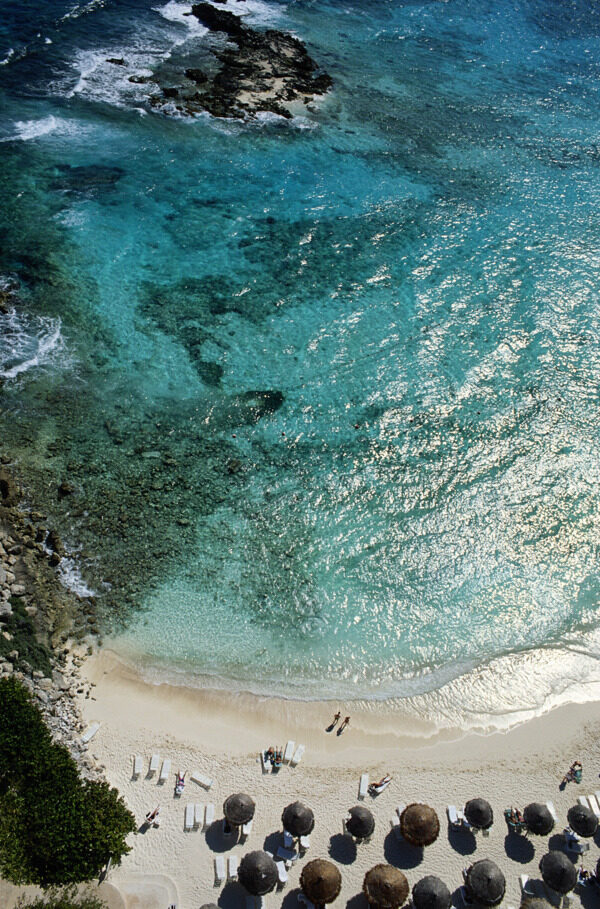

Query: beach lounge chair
[390,815,401,836]
[277,846,298,868]
[204,803,215,828]
[283,830,294,849]
[358,773,369,800]
[241,819,253,841]
[81,722,100,744]
[132,755,142,778]
[214,855,226,886]
[546,801,559,825]
[184,804,194,831]
[260,752,269,774]
[299,834,310,853]
[298,895,315,909]
[284,741,295,763]
[228,855,239,881]
[275,860,288,888]
[149,754,160,776]
[578,795,590,810]
[563,828,589,854]
[447,805,462,828]
[194,804,204,828]
[588,793,600,820]
[190,771,213,789]
[159,759,171,783]
[290,744,305,767]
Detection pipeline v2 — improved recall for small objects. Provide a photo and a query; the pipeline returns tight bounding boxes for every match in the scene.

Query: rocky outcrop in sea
[144,1,332,119]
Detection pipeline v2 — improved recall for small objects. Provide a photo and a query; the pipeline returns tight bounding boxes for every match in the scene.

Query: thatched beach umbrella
[223,792,255,826]
[282,801,315,838]
[539,852,577,894]
[523,803,554,836]
[464,798,494,830]
[363,864,409,909]
[465,860,506,906]
[412,876,452,909]
[300,859,342,905]
[400,804,440,847]
[567,803,598,837]
[345,805,375,840]
[238,851,278,896]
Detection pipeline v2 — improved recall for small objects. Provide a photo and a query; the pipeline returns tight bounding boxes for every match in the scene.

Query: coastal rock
[0,469,20,506]
[46,529,65,555]
[146,3,332,120]
[106,57,127,65]
[58,481,75,499]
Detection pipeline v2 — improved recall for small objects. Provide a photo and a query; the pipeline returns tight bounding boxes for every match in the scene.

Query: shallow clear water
[2,0,600,720]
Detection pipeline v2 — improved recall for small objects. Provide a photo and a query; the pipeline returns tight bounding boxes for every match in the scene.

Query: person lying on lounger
[145,806,160,827]
[175,771,186,795]
[369,775,392,795]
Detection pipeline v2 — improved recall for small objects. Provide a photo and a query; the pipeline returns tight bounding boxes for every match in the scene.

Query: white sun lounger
[447,805,462,828]
[241,819,253,840]
[228,855,239,881]
[588,794,600,820]
[194,804,204,828]
[204,803,215,828]
[284,741,295,763]
[578,795,590,809]
[563,828,589,854]
[290,744,305,767]
[190,771,213,789]
[358,773,369,799]
[149,754,160,776]
[299,834,310,852]
[546,801,558,825]
[214,855,226,885]
[133,755,142,779]
[390,815,401,836]
[159,759,171,783]
[276,860,288,887]
[81,722,100,744]
[184,804,194,831]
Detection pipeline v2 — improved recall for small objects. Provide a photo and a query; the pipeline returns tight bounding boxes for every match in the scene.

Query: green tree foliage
[17,884,106,909]
[0,678,136,886]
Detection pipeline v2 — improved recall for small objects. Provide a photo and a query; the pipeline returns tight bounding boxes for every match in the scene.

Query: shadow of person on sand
[383,831,423,868]
[504,832,534,863]
[447,827,477,856]
[205,819,236,853]
[329,833,357,865]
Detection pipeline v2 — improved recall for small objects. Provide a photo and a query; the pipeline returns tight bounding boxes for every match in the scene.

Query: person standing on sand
[337,716,350,735]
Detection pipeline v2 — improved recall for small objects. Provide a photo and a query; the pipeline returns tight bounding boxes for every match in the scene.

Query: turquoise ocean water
[2,0,600,726]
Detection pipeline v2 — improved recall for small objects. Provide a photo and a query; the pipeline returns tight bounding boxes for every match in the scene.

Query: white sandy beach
[9,647,598,909]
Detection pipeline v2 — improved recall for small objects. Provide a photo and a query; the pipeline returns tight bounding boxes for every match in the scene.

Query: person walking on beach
[337,716,350,735]
[327,711,341,732]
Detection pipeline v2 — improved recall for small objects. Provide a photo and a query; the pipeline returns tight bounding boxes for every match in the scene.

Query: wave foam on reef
[0,307,68,380]
[0,115,83,142]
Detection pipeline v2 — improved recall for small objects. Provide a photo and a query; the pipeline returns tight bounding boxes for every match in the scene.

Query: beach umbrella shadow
[383,831,424,869]
[328,833,357,865]
[218,881,246,909]
[447,828,477,856]
[205,819,235,853]
[280,889,303,909]
[504,833,535,864]
[346,892,368,909]
[263,830,283,855]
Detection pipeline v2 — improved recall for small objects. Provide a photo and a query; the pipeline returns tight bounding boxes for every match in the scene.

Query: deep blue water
[2,0,600,721]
